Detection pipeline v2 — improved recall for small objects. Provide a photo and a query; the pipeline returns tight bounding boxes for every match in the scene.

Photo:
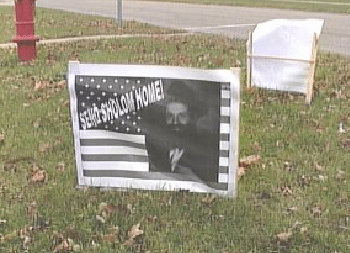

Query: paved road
[35,0,350,55]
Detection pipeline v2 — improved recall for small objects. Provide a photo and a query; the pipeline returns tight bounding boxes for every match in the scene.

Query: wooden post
[305,33,318,104]
[246,32,253,89]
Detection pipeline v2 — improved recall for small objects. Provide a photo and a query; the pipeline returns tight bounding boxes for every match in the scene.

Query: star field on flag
[75,76,152,173]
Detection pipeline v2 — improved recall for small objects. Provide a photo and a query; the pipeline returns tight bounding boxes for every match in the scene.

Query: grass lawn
[0,6,181,44]
[136,0,350,14]
[1,6,350,253]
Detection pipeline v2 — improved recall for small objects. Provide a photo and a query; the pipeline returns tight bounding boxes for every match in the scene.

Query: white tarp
[250,19,324,93]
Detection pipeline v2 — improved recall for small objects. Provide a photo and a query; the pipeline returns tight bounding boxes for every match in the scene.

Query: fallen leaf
[297,175,312,187]
[96,214,106,224]
[53,239,71,253]
[237,166,246,180]
[55,162,65,172]
[277,232,292,242]
[335,170,345,181]
[338,122,346,134]
[46,51,56,66]
[30,168,48,185]
[0,132,4,144]
[34,80,49,91]
[292,221,302,230]
[128,223,143,238]
[287,207,298,214]
[314,162,325,173]
[56,80,66,88]
[51,233,68,252]
[201,194,215,204]
[99,202,117,219]
[276,140,284,147]
[300,226,309,235]
[101,227,119,244]
[340,139,350,148]
[317,175,326,182]
[62,100,70,107]
[54,136,63,146]
[38,142,51,153]
[250,142,261,151]
[26,201,37,220]
[19,226,33,250]
[311,206,321,218]
[127,203,135,213]
[65,224,82,241]
[239,155,260,167]
[72,244,82,252]
[123,223,143,246]
[23,103,31,108]
[3,231,17,243]
[280,186,292,197]
[283,161,294,171]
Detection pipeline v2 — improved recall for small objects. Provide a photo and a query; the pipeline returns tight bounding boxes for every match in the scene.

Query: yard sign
[68,61,240,197]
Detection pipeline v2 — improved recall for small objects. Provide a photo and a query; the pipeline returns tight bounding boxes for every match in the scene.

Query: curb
[0,1,13,6]
[0,32,193,50]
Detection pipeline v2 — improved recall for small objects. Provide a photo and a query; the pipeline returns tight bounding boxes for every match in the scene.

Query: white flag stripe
[220,107,230,116]
[219,157,229,166]
[221,90,230,98]
[81,146,148,156]
[79,130,145,144]
[218,173,229,183]
[219,141,230,150]
[220,123,230,134]
[83,161,149,172]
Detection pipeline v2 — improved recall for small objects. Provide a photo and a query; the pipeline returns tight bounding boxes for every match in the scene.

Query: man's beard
[168,124,190,135]
[166,124,195,146]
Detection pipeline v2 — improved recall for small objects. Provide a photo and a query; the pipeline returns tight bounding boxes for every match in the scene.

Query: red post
[12,0,39,62]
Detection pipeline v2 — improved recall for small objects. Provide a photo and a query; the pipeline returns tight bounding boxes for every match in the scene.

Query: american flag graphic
[75,75,153,174]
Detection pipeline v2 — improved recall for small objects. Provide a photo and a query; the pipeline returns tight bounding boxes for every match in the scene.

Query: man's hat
[166,80,195,111]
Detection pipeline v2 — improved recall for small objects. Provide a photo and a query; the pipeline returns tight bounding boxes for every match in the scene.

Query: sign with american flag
[68,61,240,197]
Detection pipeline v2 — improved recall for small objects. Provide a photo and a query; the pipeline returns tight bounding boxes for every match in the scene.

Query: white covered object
[250,19,324,93]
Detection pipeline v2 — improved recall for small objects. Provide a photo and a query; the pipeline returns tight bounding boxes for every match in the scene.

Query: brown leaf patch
[54,136,63,146]
[277,232,292,242]
[123,223,143,246]
[101,226,119,245]
[201,194,215,204]
[26,201,38,220]
[19,225,33,250]
[62,100,70,107]
[237,166,246,180]
[0,132,4,144]
[280,186,293,197]
[2,159,17,171]
[38,142,51,153]
[51,233,72,252]
[340,139,350,148]
[297,175,312,187]
[335,170,345,181]
[314,162,325,173]
[55,162,65,172]
[29,165,48,185]
[99,202,117,219]
[311,206,322,218]
[239,155,260,167]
